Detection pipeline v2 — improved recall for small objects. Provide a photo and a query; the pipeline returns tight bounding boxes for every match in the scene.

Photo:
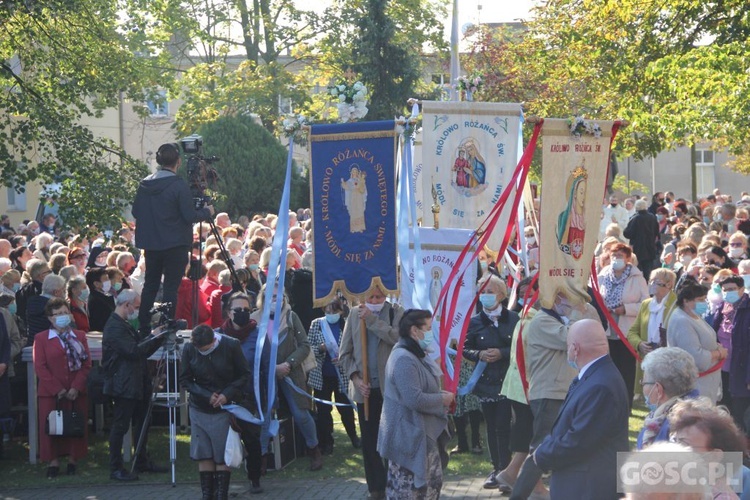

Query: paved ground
[0,475,508,499]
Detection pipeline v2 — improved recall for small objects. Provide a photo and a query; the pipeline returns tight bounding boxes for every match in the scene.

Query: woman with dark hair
[180,323,250,500]
[705,245,738,271]
[86,268,114,332]
[9,246,32,273]
[667,278,727,403]
[32,298,91,477]
[463,273,519,487]
[378,309,453,499]
[307,298,360,455]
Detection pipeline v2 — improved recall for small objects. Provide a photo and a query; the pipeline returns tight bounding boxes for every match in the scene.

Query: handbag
[286,311,317,375]
[224,425,245,468]
[45,398,85,437]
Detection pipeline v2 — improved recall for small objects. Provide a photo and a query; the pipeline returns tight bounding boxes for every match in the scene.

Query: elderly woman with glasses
[636,347,699,449]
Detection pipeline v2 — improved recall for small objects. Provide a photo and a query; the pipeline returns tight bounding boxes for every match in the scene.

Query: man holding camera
[102,290,168,481]
[132,142,214,336]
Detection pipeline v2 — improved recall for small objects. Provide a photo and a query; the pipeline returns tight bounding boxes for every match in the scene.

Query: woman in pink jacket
[598,242,649,408]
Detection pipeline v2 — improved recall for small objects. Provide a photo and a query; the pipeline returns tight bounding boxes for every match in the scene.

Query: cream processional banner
[538,119,617,309]
[421,102,522,249]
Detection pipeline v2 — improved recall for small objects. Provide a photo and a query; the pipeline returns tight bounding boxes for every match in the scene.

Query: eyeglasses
[640,379,657,387]
[232,307,251,313]
[649,281,669,288]
[729,242,743,248]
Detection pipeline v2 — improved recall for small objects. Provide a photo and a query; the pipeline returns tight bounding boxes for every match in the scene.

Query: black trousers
[357,388,386,494]
[238,421,263,482]
[609,338,635,409]
[314,375,357,450]
[454,409,482,450]
[109,396,150,472]
[139,245,189,331]
[509,400,534,453]
[481,398,512,471]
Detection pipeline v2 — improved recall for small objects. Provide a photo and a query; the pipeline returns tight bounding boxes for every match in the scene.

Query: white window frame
[694,147,716,196]
[146,90,169,117]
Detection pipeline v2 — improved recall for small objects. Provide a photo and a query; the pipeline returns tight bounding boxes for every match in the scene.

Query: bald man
[530,319,629,499]
[0,239,10,259]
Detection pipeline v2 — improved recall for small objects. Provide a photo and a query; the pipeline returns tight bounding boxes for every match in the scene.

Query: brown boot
[308,446,323,471]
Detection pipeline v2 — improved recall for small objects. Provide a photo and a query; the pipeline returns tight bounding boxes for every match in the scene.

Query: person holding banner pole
[308,298,360,455]
[339,287,403,500]
[462,273,518,489]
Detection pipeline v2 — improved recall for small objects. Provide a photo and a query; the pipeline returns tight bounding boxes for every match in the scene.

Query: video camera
[149,302,188,350]
[179,134,220,209]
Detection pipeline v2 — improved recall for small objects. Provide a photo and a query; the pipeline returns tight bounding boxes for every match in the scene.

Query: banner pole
[360,316,370,421]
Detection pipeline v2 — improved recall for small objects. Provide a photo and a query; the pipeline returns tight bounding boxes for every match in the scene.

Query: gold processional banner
[538,119,617,308]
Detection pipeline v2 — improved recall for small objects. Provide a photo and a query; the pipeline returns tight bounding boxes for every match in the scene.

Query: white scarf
[198,333,222,356]
[647,297,666,344]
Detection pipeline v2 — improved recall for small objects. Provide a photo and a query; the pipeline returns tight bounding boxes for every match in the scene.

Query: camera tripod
[130,333,184,486]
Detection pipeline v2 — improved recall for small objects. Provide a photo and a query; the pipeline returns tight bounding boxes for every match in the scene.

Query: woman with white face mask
[462,273,519,489]
[85,267,115,332]
[727,232,748,262]
[597,242,649,408]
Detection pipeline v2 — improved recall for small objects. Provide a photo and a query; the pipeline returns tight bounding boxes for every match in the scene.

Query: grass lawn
[0,402,650,489]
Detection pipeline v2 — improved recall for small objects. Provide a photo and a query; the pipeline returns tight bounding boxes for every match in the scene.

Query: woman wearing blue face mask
[636,347,699,450]
[378,308,453,499]
[667,277,727,403]
[307,298,360,455]
[711,274,750,430]
[462,273,519,488]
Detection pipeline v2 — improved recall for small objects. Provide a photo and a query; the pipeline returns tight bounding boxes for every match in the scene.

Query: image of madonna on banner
[421,102,523,249]
[309,120,399,306]
[537,118,619,308]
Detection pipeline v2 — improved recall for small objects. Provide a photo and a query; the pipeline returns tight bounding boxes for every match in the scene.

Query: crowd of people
[0,161,749,499]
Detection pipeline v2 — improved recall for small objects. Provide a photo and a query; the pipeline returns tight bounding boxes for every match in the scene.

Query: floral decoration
[327,80,369,123]
[567,116,602,138]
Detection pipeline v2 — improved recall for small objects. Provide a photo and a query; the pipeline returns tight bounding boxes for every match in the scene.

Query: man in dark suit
[531,319,629,500]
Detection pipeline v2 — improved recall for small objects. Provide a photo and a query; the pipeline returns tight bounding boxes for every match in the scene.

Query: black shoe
[46,466,59,479]
[110,469,139,481]
[351,436,361,449]
[321,443,334,455]
[483,470,498,489]
[135,460,168,473]
[66,463,76,475]
[250,480,263,494]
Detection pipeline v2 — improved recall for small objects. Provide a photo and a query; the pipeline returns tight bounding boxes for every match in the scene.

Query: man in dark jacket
[102,290,166,481]
[623,199,660,281]
[131,142,214,335]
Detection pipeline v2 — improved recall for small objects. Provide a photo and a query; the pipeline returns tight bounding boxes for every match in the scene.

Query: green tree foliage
[1,0,168,229]
[176,61,312,134]
[511,0,750,172]
[612,174,649,197]
[197,115,308,218]
[352,0,426,119]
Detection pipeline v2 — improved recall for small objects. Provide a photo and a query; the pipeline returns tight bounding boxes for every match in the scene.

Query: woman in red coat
[33,297,92,478]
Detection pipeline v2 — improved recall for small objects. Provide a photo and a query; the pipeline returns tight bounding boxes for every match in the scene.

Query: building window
[146,90,169,117]
[7,185,26,212]
[694,148,715,196]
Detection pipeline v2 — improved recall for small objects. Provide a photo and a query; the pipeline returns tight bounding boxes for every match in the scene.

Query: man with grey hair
[116,252,137,289]
[102,289,167,481]
[23,264,59,345]
[16,259,50,332]
[637,347,699,450]
[624,199,660,280]
[0,257,11,274]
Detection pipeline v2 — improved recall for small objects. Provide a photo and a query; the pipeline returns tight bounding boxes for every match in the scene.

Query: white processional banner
[421,102,522,249]
[400,228,477,346]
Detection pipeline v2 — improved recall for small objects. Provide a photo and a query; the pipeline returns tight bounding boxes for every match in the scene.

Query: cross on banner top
[343,67,356,82]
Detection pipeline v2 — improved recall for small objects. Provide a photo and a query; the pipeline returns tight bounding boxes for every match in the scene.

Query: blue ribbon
[457,361,487,396]
[253,140,294,437]
[283,377,354,407]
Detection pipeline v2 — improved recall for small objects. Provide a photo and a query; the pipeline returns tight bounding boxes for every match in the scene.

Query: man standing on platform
[339,287,403,500]
[132,142,214,336]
